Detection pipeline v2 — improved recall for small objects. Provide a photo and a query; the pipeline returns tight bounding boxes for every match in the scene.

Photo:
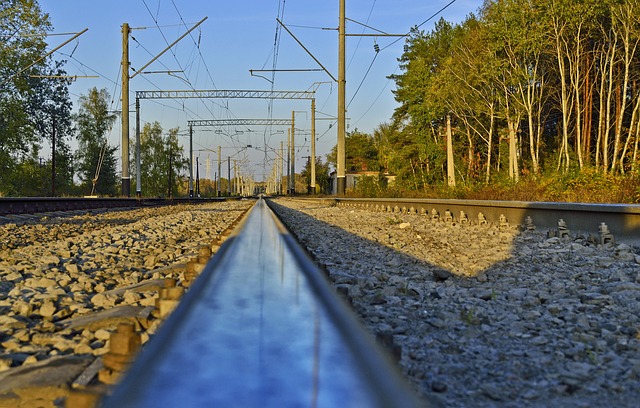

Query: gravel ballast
[269,198,640,407]
[0,201,252,404]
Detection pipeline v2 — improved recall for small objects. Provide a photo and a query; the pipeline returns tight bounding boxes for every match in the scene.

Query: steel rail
[103,198,423,408]
[0,197,229,217]
[290,197,640,245]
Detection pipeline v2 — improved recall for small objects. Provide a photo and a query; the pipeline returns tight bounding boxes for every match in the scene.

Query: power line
[348,51,378,108]
[139,0,226,124]
[170,0,218,90]
[351,67,397,128]
[380,0,457,52]
[346,1,459,131]
[346,0,377,71]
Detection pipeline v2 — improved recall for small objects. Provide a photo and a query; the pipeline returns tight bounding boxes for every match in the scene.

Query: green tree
[388,20,467,189]
[74,88,118,196]
[327,129,379,172]
[138,123,188,197]
[301,156,331,194]
[0,0,75,195]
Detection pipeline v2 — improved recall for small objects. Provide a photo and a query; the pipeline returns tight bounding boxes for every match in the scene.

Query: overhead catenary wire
[380,0,457,52]
[139,0,225,125]
[346,0,377,71]
[345,0,459,132]
[129,0,261,171]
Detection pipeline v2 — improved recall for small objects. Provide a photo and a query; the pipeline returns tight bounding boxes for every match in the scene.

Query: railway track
[0,197,228,219]
[297,197,640,245]
[265,198,640,407]
[103,197,423,408]
[2,196,639,406]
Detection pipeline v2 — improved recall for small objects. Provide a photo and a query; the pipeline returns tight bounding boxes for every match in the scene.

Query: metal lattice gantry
[187,118,294,197]
[134,89,316,198]
[186,119,293,127]
[135,89,315,100]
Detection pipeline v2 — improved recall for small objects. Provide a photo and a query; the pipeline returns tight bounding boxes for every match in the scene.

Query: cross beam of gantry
[135,90,315,100]
[187,119,292,127]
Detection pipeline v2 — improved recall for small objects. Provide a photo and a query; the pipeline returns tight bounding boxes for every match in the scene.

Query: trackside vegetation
[328,0,640,204]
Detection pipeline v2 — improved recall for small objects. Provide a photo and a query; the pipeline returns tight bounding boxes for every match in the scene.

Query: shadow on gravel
[267,199,530,279]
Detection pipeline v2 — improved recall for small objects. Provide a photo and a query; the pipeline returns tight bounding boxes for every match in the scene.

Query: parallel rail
[103,198,422,407]
[0,197,228,217]
[299,197,640,245]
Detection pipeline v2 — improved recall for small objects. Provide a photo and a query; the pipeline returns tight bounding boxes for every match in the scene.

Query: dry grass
[350,171,640,204]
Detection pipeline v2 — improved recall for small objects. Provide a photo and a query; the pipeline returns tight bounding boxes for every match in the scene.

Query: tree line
[0,1,189,197]
[330,0,640,194]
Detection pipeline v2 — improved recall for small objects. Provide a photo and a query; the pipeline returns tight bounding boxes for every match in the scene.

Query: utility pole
[280,141,284,195]
[135,97,141,198]
[127,17,207,198]
[233,159,237,195]
[337,0,346,195]
[311,98,316,194]
[189,125,194,197]
[121,23,130,197]
[168,145,173,198]
[51,117,56,197]
[304,156,311,194]
[227,157,231,196]
[447,114,456,187]
[196,156,200,197]
[217,146,221,197]
[290,110,295,195]
[286,129,291,194]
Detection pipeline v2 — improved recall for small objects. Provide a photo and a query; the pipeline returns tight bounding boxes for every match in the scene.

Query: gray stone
[90,293,118,308]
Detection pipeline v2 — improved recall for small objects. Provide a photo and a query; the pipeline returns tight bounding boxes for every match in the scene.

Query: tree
[74,88,118,196]
[388,19,466,189]
[0,0,75,195]
[301,156,331,194]
[480,0,551,176]
[327,129,379,172]
[137,123,188,197]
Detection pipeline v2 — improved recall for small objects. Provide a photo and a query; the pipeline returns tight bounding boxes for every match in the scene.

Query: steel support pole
[196,156,200,197]
[290,110,295,195]
[336,0,346,195]
[51,117,56,197]
[135,97,141,198]
[121,23,131,197]
[189,125,194,197]
[311,98,317,194]
[227,157,231,195]
[217,146,221,197]
[280,141,284,195]
[234,160,237,195]
[287,129,291,194]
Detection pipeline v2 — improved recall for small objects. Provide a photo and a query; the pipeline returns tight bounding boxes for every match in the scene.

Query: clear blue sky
[44,0,483,181]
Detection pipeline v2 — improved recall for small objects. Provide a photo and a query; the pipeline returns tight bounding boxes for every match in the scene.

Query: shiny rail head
[102,198,425,408]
